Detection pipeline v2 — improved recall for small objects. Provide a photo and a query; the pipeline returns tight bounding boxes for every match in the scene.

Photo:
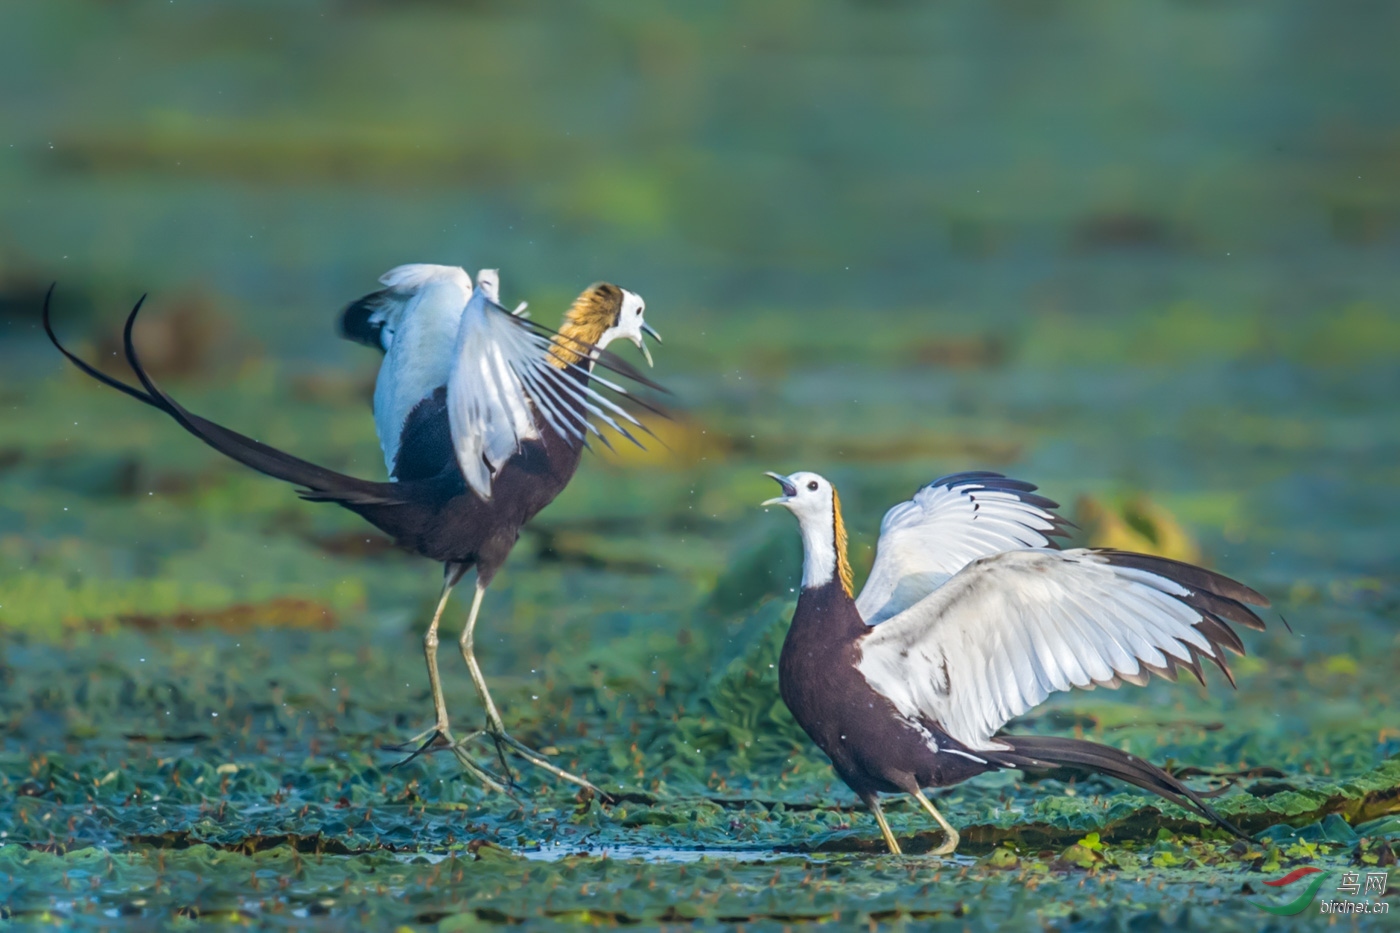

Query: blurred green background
[1,1,1397,928]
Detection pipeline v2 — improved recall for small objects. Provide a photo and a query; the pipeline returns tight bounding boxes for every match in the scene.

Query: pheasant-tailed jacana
[762,470,1269,855]
[45,266,663,796]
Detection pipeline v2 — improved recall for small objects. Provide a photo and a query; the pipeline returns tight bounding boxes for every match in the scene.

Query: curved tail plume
[44,287,405,509]
[984,733,1248,839]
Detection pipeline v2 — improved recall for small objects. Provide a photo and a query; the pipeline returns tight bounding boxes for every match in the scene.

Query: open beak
[761,471,797,507]
[635,323,661,368]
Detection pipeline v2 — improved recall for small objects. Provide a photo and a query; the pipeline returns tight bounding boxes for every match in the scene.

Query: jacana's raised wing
[339,263,474,353]
[855,548,1268,751]
[338,264,475,478]
[447,280,649,499]
[856,473,1073,625]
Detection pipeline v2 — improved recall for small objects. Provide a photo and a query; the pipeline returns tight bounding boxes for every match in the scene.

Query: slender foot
[383,722,447,752]
[484,728,518,788]
[389,569,512,796]
[387,727,449,767]
[911,788,960,856]
[445,729,513,796]
[457,582,611,800]
[490,723,609,799]
[864,794,902,854]
[385,723,511,794]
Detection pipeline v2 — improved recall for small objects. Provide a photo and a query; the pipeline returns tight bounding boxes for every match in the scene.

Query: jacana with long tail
[762,470,1268,855]
[45,266,663,796]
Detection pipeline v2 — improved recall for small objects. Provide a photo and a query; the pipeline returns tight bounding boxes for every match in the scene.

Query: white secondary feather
[448,284,543,496]
[856,548,1219,751]
[856,474,1064,625]
[357,264,647,495]
[370,264,474,477]
[446,279,647,500]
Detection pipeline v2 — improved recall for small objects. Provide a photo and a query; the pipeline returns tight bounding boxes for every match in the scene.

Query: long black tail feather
[44,288,406,509]
[985,734,1247,839]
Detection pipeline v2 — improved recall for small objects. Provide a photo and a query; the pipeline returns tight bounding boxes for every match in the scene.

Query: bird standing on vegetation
[762,470,1268,855]
[45,266,663,796]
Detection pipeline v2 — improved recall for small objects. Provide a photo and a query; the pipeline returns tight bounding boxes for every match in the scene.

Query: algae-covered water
[1,2,1398,929]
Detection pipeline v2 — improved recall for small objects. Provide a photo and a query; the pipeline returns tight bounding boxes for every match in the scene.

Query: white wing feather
[369,265,473,477]
[856,548,1229,751]
[446,281,648,499]
[856,473,1067,625]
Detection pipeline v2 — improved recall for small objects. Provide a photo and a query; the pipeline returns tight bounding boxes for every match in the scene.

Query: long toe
[393,725,514,796]
[488,732,518,784]
[447,743,513,797]
[930,831,960,857]
[488,728,607,797]
[389,729,450,770]
[382,724,448,752]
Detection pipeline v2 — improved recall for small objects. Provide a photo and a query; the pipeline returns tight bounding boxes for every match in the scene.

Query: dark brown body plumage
[779,579,992,798]
[342,374,591,585]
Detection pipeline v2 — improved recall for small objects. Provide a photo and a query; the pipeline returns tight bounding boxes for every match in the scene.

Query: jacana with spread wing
[46,266,663,796]
[762,470,1268,855]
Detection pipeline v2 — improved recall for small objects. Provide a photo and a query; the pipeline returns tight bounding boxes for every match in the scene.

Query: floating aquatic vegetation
[2,3,1396,924]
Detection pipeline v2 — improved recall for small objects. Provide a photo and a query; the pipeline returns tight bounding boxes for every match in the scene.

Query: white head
[762,470,854,594]
[597,288,660,367]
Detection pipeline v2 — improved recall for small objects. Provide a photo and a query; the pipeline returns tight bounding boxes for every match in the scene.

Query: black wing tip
[925,470,1074,541]
[595,346,672,395]
[929,471,1047,499]
[521,316,672,396]
[1098,549,1271,609]
[339,291,389,351]
[1097,548,1271,690]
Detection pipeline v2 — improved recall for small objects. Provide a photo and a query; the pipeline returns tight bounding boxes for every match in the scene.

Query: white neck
[797,515,837,589]
[579,326,625,373]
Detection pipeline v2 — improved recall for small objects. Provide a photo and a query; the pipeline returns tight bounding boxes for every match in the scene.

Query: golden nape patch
[831,487,855,597]
[549,283,624,369]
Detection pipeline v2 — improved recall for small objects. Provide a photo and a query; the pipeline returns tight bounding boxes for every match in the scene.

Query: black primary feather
[925,471,1078,542]
[338,289,393,352]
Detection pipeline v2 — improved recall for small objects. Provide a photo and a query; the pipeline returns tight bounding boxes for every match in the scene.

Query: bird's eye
[807,481,819,491]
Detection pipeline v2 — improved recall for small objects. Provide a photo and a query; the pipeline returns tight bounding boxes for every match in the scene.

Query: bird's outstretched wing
[339,264,475,478]
[338,263,476,353]
[856,548,1268,751]
[447,279,650,499]
[856,473,1073,625]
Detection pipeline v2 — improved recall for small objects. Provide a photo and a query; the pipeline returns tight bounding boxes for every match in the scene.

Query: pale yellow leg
[457,582,606,797]
[912,788,960,856]
[421,580,455,739]
[866,796,902,855]
[401,576,508,794]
